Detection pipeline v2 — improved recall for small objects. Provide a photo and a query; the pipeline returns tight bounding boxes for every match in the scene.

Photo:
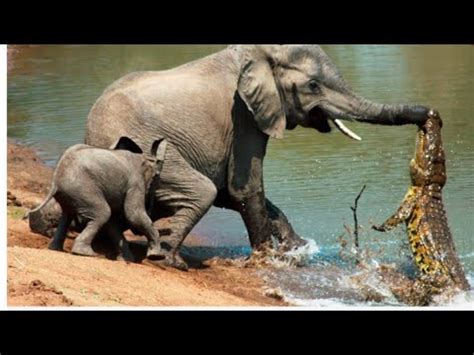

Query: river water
[7,45,473,307]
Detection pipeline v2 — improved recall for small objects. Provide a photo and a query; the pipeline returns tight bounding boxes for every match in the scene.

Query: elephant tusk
[333,119,362,141]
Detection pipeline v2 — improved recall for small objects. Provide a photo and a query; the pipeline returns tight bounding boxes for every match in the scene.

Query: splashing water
[258,243,474,308]
[284,239,321,262]
[432,274,474,308]
[260,239,320,268]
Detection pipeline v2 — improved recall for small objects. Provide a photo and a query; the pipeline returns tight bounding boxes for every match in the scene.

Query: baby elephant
[26,136,167,261]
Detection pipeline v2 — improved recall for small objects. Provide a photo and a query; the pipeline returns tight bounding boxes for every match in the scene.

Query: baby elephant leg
[48,213,71,252]
[104,220,135,262]
[72,203,111,257]
[152,146,217,271]
[124,189,164,261]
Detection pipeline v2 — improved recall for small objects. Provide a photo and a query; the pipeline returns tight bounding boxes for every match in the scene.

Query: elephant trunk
[320,89,431,127]
[352,95,431,126]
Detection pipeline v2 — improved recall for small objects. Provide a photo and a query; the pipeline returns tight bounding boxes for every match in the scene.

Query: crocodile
[373,110,470,292]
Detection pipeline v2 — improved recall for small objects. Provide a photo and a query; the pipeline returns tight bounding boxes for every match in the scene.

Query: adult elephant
[85,45,431,270]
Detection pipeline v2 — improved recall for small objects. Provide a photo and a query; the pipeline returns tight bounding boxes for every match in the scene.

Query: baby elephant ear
[150,138,167,161]
[109,136,143,154]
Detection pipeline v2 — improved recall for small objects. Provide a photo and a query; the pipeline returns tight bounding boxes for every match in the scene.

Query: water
[258,246,474,307]
[8,45,474,306]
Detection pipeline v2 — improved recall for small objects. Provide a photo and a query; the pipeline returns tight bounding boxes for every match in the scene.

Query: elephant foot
[279,234,308,252]
[116,253,135,262]
[71,243,98,257]
[162,252,189,271]
[118,241,136,262]
[146,251,189,271]
[116,248,136,262]
[48,242,64,252]
[146,245,166,261]
[254,240,274,253]
[267,210,307,251]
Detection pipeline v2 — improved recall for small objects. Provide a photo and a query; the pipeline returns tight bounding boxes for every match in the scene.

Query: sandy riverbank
[6,142,286,307]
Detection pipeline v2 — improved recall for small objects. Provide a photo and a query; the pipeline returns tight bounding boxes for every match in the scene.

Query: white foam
[274,239,320,267]
[284,273,474,309]
[286,239,320,259]
[432,273,474,309]
[288,297,368,308]
[256,239,321,268]
[436,291,474,309]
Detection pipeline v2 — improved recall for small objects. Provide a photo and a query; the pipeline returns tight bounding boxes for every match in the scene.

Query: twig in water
[350,184,366,250]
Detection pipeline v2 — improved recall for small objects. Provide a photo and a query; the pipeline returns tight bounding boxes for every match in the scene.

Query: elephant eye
[308,80,319,92]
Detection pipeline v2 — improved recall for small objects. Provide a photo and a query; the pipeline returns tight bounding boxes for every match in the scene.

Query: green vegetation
[8,206,27,220]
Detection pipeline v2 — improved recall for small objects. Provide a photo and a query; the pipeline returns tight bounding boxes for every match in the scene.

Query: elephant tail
[22,183,58,220]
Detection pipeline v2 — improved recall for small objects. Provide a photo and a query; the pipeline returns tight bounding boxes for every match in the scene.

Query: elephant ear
[109,136,143,154]
[237,45,286,139]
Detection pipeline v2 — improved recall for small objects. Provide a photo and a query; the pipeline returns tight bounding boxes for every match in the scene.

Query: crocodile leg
[373,187,420,232]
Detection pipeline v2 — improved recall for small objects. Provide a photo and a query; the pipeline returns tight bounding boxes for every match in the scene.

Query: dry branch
[350,184,366,250]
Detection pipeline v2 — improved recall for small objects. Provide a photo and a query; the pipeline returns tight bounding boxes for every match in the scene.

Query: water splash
[260,243,474,308]
[277,239,320,267]
[246,239,320,268]
[431,273,473,308]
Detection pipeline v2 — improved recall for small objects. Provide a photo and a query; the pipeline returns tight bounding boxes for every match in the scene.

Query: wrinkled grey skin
[28,197,89,238]
[28,198,66,237]
[27,137,166,261]
[84,45,431,270]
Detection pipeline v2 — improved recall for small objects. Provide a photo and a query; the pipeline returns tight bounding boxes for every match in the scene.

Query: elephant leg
[150,145,217,271]
[265,198,307,250]
[103,220,134,262]
[216,190,273,249]
[123,190,164,261]
[225,123,275,249]
[48,213,71,252]
[235,192,273,250]
[157,178,217,271]
[71,203,111,257]
[237,196,307,251]
[215,190,304,250]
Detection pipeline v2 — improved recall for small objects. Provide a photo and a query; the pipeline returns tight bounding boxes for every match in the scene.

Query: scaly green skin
[373,112,470,291]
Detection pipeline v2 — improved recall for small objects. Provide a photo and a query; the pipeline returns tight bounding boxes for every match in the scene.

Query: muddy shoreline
[7,141,285,307]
